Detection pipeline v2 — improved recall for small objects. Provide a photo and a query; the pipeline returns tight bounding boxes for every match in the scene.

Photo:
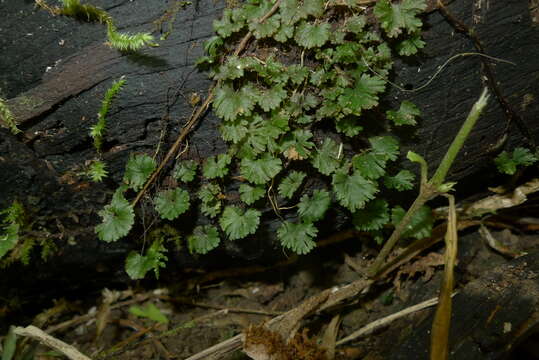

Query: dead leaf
[478,225,526,258]
[394,252,445,293]
[284,147,303,161]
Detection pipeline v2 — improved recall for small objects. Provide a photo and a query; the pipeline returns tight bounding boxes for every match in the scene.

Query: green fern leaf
[311,138,342,175]
[287,65,310,85]
[335,117,363,137]
[214,84,257,121]
[203,36,224,58]
[332,169,378,211]
[374,0,427,38]
[215,56,246,80]
[239,184,266,205]
[125,240,168,279]
[391,205,433,240]
[280,129,314,160]
[219,206,261,240]
[280,0,304,25]
[203,153,232,179]
[154,188,190,220]
[278,171,306,199]
[249,14,280,39]
[198,183,222,218]
[298,189,331,222]
[386,100,420,126]
[123,154,156,191]
[295,22,330,49]
[352,199,389,231]
[299,0,325,18]
[338,74,385,115]
[352,152,386,180]
[220,118,249,144]
[173,160,198,183]
[369,136,400,162]
[213,9,244,38]
[344,15,367,34]
[258,85,287,112]
[240,154,282,184]
[188,225,220,254]
[274,23,295,42]
[397,34,425,56]
[277,221,318,254]
[495,147,538,175]
[384,170,415,191]
[96,190,135,242]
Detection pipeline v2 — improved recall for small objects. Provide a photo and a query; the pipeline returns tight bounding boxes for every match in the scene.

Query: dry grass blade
[430,194,458,360]
[336,295,445,346]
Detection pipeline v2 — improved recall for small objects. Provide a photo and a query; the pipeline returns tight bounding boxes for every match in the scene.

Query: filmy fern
[494,147,538,175]
[95,189,135,242]
[90,0,438,279]
[125,239,168,279]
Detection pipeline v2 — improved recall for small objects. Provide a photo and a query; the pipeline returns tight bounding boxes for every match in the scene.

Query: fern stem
[368,190,431,277]
[430,88,489,187]
[368,88,489,277]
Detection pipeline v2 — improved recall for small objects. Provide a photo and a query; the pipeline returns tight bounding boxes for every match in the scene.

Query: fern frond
[0,98,21,134]
[106,23,155,52]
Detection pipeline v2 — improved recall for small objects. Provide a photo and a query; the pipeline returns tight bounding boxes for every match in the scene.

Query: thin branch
[14,325,92,360]
[368,88,489,276]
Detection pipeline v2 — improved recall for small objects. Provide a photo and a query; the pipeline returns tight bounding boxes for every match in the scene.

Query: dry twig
[14,325,92,360]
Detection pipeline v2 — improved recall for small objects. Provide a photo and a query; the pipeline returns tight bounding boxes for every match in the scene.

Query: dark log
[379,237,539,360]
[0,0,538,318]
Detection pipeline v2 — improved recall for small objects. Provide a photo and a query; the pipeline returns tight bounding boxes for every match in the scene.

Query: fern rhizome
[16,0,476,279]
